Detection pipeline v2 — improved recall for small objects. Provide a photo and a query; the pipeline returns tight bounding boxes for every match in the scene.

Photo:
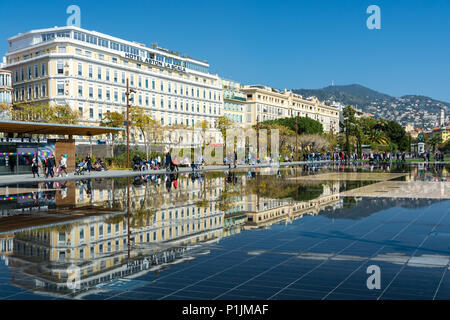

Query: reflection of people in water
[165,174,172,192]
[226,171,237,184]
[164,173,179,192]
[190,172,202,183]
[56,181,68,199]
[82,179,92,197]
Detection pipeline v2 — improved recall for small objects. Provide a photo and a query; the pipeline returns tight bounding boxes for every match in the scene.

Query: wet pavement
[0,163,449,300]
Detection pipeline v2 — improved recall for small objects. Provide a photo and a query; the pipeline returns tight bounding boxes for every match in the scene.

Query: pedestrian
[50,154,56,177]
[44,155,53,178]
[85,155,92,173]
[165,151,172,170]
[31,154,40,178]
[58,155,68,177]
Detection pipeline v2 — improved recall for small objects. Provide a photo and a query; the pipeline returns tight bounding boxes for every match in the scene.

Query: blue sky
[0,0,449,101]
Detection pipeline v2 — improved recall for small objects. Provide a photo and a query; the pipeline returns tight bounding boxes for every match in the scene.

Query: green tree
[341,106,357,154]
[386,121,405,144]
[216,115,233,150]
[195,120,210,153]
[11,103,78,124]
[256,123,296,155]
[428,135,442,151]
[130,106,158,159]
[51,105,79,124]
[259,116,323,135]
[365,129,388,146]
[100,111,124,157]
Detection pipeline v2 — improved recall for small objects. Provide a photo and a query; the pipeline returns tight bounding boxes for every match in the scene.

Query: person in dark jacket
[165,152,172,170]
[85,155,92,172]
[31,155,40,178]
[45,155,54,178]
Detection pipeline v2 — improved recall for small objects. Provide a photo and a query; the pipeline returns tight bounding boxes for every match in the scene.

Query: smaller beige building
[241,85,340,133]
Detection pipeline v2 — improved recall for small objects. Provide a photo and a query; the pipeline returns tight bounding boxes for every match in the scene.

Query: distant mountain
[292,84,450,130]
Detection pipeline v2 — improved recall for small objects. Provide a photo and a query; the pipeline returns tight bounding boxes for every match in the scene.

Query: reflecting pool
[0,163,449,300]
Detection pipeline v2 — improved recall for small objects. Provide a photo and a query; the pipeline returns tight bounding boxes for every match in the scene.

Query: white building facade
[5,26,224,146]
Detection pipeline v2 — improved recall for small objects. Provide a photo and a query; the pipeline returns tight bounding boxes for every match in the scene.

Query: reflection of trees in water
[246,176,328,201]
[129,208,156,229]
[338,180,375,193]
[288,184,324,202]
[104,213,125,225]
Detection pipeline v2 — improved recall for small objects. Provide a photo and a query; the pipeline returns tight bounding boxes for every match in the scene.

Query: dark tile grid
[103,210,389,300]
[323,203,448,300]
[99,214,337,300]
[155,200,447,300]
[7,199,447,300]
[263,204,419,300]
[376,203,450,300]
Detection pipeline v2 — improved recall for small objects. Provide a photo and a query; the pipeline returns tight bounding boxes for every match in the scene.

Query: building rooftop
[0,120,124,136]
[7,26,209,66]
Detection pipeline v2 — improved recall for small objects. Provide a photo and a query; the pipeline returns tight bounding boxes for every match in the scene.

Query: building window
[57,83,64,95]
[57,61,64,74]
[78,63,82,76]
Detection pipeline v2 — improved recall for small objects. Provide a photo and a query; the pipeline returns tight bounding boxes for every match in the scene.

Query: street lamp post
[256,116,259,163]
[125,78,136,169]
[295,115,298,160]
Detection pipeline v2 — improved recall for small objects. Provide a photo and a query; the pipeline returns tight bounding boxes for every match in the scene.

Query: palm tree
[366,129,388,145]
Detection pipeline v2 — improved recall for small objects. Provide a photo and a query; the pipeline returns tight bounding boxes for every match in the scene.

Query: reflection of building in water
[7,204,224,298]
[244,180,342,228]
[0,233,14,255]
[1,173,351,298]
[222,174,247,238]
[5,176,228,298]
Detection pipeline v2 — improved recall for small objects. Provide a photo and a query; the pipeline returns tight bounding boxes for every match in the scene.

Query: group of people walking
[31,154,68,178]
